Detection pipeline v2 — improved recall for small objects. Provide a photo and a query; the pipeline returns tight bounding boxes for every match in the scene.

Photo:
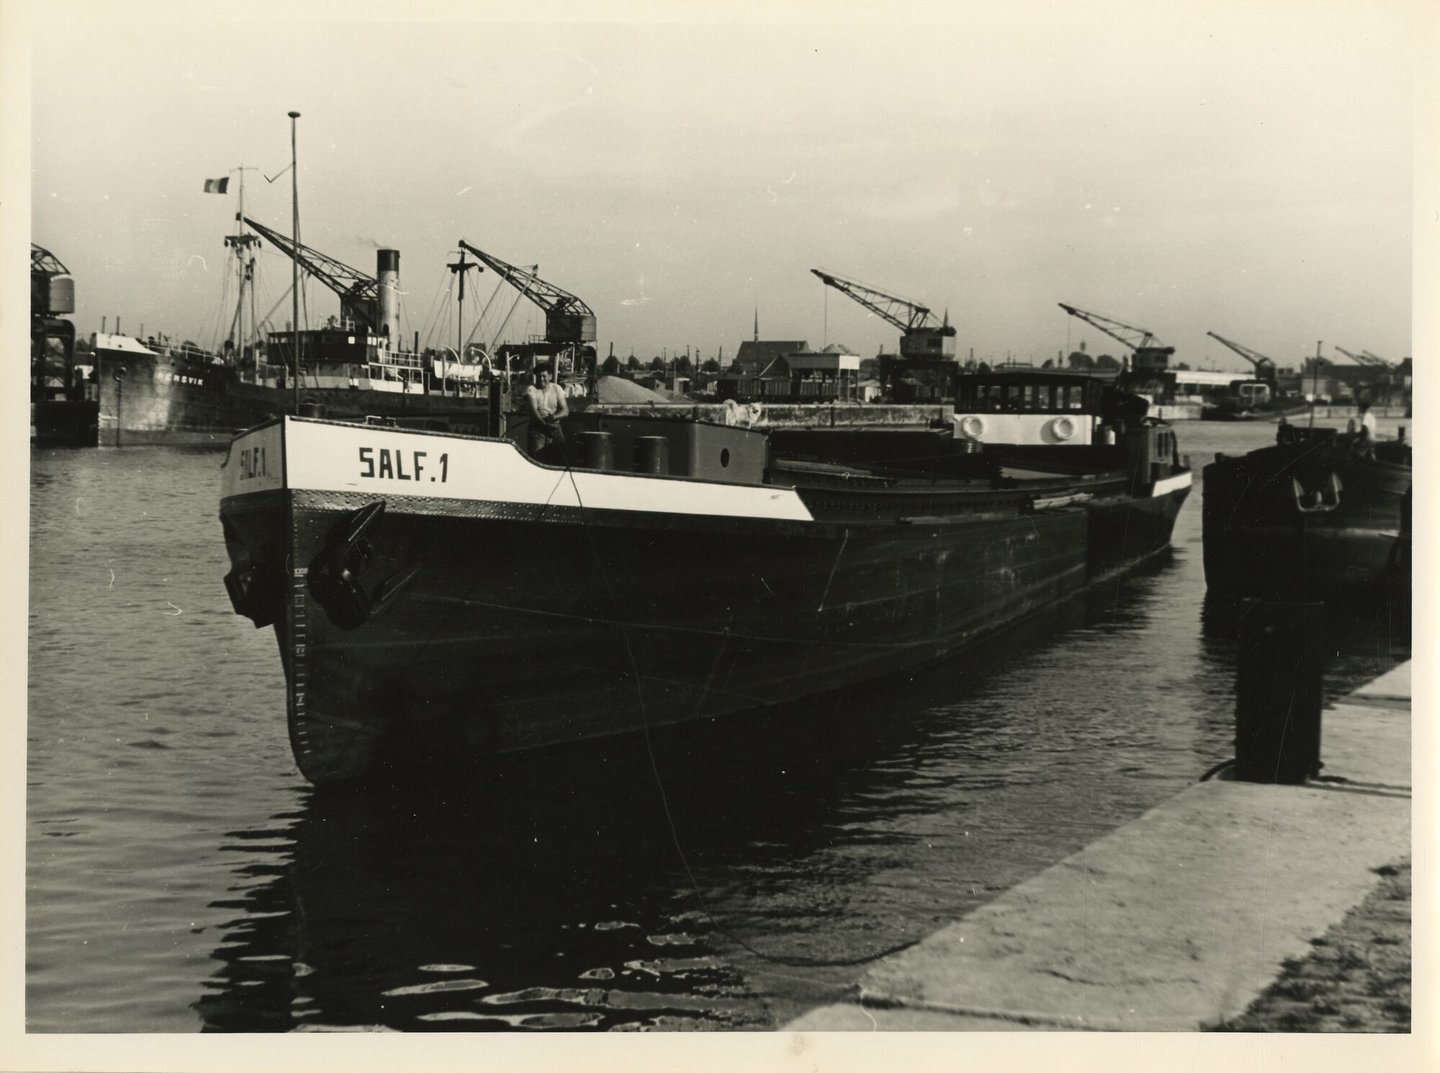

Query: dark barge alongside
[219,368,1192,786]
[1202,420,1411,601]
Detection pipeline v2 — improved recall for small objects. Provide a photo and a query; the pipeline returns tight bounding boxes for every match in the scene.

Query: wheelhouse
[952,370,1117,446]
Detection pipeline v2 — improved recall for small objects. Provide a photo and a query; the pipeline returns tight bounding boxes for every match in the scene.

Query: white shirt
[1351,410,1377,438]
[526,381,566,421]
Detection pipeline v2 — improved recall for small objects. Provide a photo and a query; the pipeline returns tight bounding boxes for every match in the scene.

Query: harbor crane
[809,268,956,359]
[31,242,97,444]
[457,240,596,346]
[31,243,77,400]
[1205,331,1277,379]
[1333,346,1390,368]
[456,240,597,385]
[810,267,959,402]
[243,215,381,332]
[1057,303,1174,372]
[31,243,72,311]
[1331,346,1395,405]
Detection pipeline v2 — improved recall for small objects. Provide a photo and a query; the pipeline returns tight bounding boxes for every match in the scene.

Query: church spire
[753,306,759,345]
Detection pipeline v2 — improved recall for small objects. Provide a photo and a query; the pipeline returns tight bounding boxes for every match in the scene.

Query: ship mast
[288,110,301,414]
[223,166,260,371]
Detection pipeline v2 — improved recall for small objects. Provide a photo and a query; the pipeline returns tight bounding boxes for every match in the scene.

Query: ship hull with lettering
[92,330,497,447]
[219,370,1191,786]
[1202,423,1411,600]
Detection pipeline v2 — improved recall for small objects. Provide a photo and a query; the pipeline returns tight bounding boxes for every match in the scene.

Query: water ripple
[27,431,1408,1032]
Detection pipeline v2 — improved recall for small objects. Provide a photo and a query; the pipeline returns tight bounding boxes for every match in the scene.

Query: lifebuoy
[958,415,986,439]
[1051,415,1076,441]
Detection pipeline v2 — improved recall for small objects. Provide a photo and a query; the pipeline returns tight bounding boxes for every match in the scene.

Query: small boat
[218,366,1193,785]
[1202,419,1411,601]
[1198,382,1311,422]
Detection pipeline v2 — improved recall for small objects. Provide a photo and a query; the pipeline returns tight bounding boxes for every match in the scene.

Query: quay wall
[585,401,1408,428]
[784,661,1412,1033]
[584,402,948,429]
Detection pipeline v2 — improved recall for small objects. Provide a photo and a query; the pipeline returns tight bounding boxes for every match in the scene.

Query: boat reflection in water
[1198,590,1410,697]
[191,559,1259,1033]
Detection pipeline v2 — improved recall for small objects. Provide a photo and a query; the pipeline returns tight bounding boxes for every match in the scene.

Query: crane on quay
[1057,303,1176,400]
[1205,331,1278,379]
[31,242,99,446]
[243,215,383,333]
[1334,345,1391,369]
[1332,347,1396,406]
[810,267,958,401]
[31,243,78,402]
[1056,303,1174,371]
[457,239,598,390]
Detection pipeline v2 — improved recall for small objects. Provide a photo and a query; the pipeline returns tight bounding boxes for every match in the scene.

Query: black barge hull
[1202,428,1411,600]
[220,417,1190,785]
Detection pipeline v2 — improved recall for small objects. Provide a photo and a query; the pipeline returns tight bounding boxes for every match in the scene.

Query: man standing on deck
[1349,397,1378,457]
[524,365,569,461]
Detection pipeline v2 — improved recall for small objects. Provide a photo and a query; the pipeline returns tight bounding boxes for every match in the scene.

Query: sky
[15,0,1429,375]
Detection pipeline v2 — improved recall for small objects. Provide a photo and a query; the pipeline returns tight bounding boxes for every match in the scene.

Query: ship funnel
[377,249,400,342]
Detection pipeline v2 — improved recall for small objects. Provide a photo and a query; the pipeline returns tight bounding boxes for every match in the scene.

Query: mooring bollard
[1234,599,1326,784]
[576,430,614,471]
[633,435,670,475]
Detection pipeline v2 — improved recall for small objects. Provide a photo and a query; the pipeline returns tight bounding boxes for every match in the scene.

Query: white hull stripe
[222,418,815,523]
[1151,471,1194,497]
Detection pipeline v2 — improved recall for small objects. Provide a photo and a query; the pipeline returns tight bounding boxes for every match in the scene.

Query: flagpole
[289,111,301,415]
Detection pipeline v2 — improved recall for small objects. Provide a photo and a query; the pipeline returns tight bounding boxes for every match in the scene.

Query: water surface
[27,419,1409,1031]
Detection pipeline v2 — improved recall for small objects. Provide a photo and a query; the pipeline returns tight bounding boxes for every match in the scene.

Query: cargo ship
[1202,420,1411,600]
[219,367,1192,786]
[91,228,500,446]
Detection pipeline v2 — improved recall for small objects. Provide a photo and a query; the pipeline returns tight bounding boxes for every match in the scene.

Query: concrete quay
[585,400,1407,429]
[785,662,1412,1032]
[585,401,954,428]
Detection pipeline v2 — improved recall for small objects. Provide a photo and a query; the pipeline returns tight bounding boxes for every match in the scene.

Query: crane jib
[809,267,953,336]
